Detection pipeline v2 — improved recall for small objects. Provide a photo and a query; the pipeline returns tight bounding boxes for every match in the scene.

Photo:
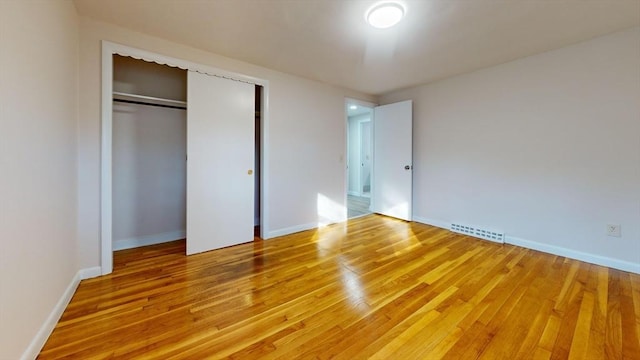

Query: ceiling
[73,0,640,96]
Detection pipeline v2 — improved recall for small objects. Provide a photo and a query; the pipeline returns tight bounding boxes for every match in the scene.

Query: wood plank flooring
[39,215,640,359]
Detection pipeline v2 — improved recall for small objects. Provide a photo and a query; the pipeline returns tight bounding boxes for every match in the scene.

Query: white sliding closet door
[187,71,255,255]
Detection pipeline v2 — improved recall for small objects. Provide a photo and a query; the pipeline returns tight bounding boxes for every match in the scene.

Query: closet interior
[112,55,187,251]
[111,55,262,253]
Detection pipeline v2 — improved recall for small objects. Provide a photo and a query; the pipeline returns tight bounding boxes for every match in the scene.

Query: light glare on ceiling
[366,3,405,29]
[349,105,358,110]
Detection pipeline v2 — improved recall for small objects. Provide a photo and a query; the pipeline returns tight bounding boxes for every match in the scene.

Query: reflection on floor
[348,194,371,218]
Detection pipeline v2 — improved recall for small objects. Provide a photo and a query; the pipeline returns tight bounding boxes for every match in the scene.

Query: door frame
[101,41,270,274]
[344,98,377,217]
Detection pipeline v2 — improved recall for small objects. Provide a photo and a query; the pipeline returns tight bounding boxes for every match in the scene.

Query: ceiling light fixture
[366,2,405,29]
[350,105,358,110]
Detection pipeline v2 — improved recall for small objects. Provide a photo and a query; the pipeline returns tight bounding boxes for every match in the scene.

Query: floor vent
[450,223,504,243]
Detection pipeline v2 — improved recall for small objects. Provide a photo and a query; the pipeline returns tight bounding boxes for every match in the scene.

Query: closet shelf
[113,91,187,108]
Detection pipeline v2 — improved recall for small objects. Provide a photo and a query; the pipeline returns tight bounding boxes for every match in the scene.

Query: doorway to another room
[346,101,374,218]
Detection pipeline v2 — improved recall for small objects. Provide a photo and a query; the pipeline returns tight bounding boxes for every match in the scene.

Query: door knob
[404,165,412,170]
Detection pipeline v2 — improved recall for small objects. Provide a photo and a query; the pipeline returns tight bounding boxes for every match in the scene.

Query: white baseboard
[20,265,101,360]
[79,266,102,280]
[266,222,318,239]
[348,213,373,220]
[113,230,185,251]
[412,216,638,274]
[506,236,640,274]
[412,216,450,229]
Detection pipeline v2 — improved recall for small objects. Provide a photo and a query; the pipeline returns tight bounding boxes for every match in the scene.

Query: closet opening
[112,55,188,252]
[102,42,271,274]
[110,54,264,257]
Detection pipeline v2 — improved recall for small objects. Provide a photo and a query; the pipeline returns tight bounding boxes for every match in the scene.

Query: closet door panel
[187,71,255,255]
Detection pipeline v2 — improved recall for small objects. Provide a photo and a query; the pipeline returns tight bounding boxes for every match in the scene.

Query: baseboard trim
[506,236,639,274]
[20,264,101,360]
[266,222,318,239]
[113,230,186,251]
[412,216,450,229]
[79,266,102,280]
[412,216,638,274]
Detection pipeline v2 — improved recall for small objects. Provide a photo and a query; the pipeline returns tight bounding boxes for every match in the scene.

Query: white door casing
[372,100,413,221]
[186,71,255,255]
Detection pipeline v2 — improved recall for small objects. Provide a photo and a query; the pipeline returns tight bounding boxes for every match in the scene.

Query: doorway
[346,101,374,218]
[345,99,414,222]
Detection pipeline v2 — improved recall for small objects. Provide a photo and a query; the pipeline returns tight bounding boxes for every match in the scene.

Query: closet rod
[113,98,187,110]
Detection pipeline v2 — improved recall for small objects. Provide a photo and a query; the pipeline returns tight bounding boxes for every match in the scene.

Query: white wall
[381,27,640,271]
[112,103,186,248]
[76,18,376,268]
[112,56,187,249]
[0,1,79,358]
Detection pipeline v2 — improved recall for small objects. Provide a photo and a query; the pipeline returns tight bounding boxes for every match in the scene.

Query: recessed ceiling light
[366,3,405,29]
[350,105,358,110]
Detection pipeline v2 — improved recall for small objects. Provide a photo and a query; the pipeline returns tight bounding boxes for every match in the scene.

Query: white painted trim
[101,43,114,275]
[347,190,361,196]
[20,266,100,360]
[266,222,318,239]
[349,213,373,220]
[260,85,270,240]
[412,216,450,229]
[101,41,271,273]
[412,216,639,274]
[79,266,102,280]
[104,42,265,85]
[506,236,640,274]
[369,106,376,215]
[113,230,186,251]
[344,103,350,223]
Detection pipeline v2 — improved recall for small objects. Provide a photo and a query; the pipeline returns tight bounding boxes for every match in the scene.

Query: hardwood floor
[39,215,640,359]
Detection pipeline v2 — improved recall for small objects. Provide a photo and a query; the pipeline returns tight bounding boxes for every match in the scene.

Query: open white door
[187,71,255,255]
[373,100,413,221]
